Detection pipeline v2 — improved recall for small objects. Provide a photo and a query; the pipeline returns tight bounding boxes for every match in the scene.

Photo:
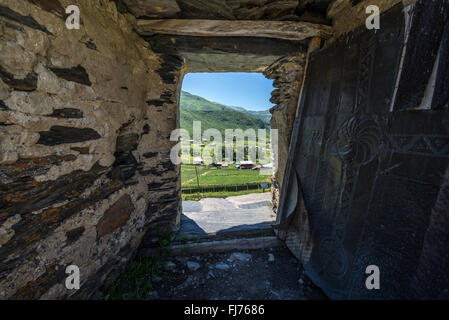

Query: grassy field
[182,188,270,201]
[181,164,271,186]
[181,164,271,199]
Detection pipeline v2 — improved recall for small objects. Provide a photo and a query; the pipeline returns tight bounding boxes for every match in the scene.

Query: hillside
[180,91,270,137]
[228,105,272,124]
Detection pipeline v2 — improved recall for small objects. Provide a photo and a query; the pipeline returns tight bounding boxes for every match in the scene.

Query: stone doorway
[138,33,309,239]
[175,72,277,241]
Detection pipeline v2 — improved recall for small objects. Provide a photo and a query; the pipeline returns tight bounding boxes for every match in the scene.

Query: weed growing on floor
[105,257,164,300]
[104,233,173,300]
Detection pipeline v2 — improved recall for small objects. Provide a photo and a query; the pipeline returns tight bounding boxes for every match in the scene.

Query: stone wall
[0,0,183,299]
[264,55,305,217]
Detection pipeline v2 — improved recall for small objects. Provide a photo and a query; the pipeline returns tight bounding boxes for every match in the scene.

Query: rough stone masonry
[0,0,184,299]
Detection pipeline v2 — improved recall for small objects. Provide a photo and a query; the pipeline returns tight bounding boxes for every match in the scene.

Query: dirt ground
[151,246,328,300]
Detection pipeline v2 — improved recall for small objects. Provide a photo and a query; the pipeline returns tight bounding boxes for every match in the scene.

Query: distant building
[239,160,254,169]
[193,157,203,165]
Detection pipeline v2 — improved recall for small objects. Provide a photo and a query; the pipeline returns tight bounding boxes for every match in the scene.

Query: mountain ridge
[180,91,271,137]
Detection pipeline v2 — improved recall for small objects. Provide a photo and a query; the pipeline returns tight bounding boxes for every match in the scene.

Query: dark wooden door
[279,3,449,299]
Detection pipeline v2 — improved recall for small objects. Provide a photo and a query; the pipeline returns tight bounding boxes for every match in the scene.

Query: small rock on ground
[215,263,230,271]
[152,247,328,300]
[164,261,176,271]
[187,261,200,271]
[228,252,252,262]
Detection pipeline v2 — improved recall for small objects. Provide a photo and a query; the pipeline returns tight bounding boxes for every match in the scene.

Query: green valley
[180,91,271,137]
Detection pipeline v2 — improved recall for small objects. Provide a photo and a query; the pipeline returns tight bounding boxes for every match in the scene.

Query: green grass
[181,164,271,186]
[182,188,269,200]
[102,234,172,300]
[104,257,165,300]
[181,165,211,185]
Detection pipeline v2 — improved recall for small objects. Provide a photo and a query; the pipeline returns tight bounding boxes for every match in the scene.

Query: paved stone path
[177,193,276,239]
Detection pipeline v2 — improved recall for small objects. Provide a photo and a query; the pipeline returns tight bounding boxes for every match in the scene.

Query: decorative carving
[386,134,449,157]
[354,34,377,115]
[331,117,383,166]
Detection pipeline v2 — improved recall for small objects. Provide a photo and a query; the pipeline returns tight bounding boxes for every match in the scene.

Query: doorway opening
[176,72,277,241]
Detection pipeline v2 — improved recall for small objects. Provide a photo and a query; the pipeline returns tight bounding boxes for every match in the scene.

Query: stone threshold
[174,226,275,243]
[139,236,283,257]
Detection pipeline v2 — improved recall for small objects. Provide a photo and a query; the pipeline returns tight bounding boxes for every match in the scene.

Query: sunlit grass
[181,164,271,186]
[102,234,172,300]
[182,188,270,200]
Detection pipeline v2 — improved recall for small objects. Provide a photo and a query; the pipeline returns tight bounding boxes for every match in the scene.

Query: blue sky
[182,73,275,111]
